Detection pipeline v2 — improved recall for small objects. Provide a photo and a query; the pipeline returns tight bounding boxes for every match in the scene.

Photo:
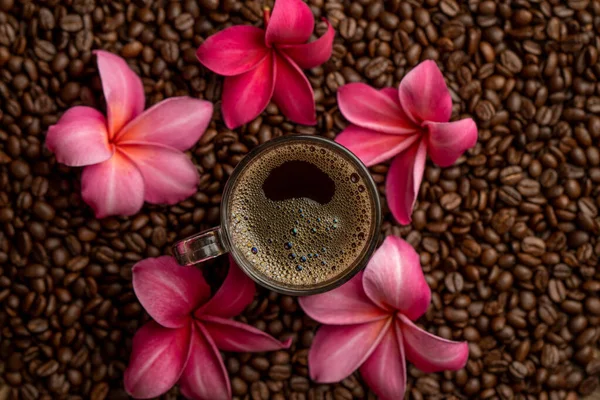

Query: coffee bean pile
[1,0,600,399]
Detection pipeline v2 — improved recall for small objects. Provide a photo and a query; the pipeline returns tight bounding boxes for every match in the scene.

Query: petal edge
[222,55,275,129]
[362,236,431,321]
[279,19,334,70]
[385,140,427,225]
[335,125,419,167]
[273,53,316,125]
[337,83,417,135]
[265,0,314,46]
[197,26,270,76]
[179,322,231,400]
[359,323,407,400]
[124,321,191,399]
[425,119,478,167]
[119,144,199,205]
[132,256,210,329]
[299,271,388,325]
[201,315,292,352]
[80,150,144,218]
[309,318,391,383]
[46,106,113,167]
[400,315,469,373]
[398,60,452,124]
[195,256,256,319]
[116,97,213,151]
[95,50,145,139]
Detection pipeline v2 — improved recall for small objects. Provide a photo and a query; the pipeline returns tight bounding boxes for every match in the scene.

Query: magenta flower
[335,60,478,225]
[196,0,334,129]
[46,51,213,218]
[124,256,291,399]
[299,236,468,400]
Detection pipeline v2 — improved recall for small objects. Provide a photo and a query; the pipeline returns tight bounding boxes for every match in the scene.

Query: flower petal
[195,256,256,319]
[424,119,478,167]
[272,53,316,125]
[398,60,451,124]
[299,271,388,325]
[179,322,231,400]
[379,87,400,102]
[95,50,145,139]
[115,97,213,151]
[386,140,427,225]
[337,83,417,135]
[132,256,210,329]
[335,125,419,167]
[359,323,407,400]
[46,107,113,167]
[196,26,270,76]
[124,321,191,399]
[80,150,144,218]
[279,19,334,69]
[222,54,275,129]
[200,315,292,352]
[118,144,198,205]
[309,318,391,383]
[399,314,469,373]
[362,236,430,321]
[265,0,314,46]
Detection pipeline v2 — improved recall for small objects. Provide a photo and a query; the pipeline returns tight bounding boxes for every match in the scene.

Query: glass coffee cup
[173,135,381,295]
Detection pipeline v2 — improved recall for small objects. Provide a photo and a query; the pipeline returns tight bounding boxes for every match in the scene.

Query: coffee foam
[227,139,376,289]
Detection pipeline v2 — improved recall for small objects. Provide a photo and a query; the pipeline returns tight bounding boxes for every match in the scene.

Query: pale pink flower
[125,256,291,399]
[299,236,469,400]
[335,60,478,224]
[46,51,213,218]
[196,0,334,129]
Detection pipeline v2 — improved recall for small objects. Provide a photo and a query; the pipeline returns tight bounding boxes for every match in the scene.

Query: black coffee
[262,160,335,205]
[227,137,378,290]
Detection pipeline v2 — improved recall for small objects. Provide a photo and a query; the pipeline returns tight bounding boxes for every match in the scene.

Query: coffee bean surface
[1,0,600,399]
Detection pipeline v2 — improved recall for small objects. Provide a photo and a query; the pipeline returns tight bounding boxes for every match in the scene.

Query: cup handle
[172,226,228,266]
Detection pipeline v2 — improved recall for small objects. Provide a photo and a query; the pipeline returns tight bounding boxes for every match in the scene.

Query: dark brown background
[1,0,600,399]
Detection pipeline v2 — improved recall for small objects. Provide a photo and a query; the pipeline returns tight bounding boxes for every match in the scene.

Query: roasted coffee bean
[269,365,292,381]
[508,361,528,381]
[2,0,600,398]
[339,18,357,39]
[580,377,599,395]
[90,382,109,400]
[232,377,248,396]
[27,318,48,333]
[364,57,390,79]
[445,272,464,293]
[440,192,462,211]
[36,360,59,377]
[586,359,600,375]
[585,298,600,315]
[541,344,560,369]
[60,14,83,32]
[548,279,567,303]
[521,237,546,256]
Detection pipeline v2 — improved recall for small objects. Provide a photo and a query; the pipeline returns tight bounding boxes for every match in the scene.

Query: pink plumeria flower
[125,256,291,399]
[46,51,213,218]
[299,236,468,400]
[196,0,334,129]
[335,60,478,225]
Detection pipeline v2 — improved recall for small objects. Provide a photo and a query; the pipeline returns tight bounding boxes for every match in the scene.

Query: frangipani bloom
[335,60,478,225]
[125,256,291,399]
[196,0,334,129]
[46,51,213,218]
[299,236,468,400]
